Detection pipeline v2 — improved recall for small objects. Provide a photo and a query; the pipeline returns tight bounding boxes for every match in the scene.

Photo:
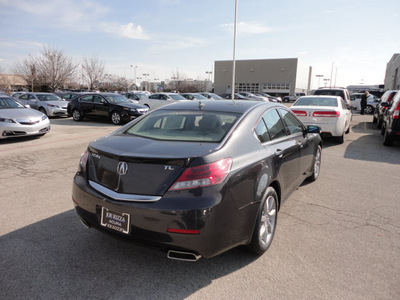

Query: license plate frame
[100,207,130,235]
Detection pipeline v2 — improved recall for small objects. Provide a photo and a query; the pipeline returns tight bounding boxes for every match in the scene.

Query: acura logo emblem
[117,162,128,176]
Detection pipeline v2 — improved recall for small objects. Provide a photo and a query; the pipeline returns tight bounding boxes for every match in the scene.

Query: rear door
[277,108,314,180]
[258,108,300,198]
[79,95,94,115]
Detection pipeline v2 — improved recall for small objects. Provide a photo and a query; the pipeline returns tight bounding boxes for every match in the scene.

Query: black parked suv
[67,93,149,125]
[373,90,398,128]
[381,92,400,146]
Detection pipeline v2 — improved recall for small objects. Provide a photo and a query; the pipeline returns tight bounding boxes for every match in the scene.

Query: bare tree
[82,55,105,91]
[14,55,39,91]
[36,46,77,91]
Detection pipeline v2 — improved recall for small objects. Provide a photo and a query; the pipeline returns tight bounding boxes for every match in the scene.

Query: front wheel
[72,109,83,121]
[39,107,47,116]
[111,111,122,125]
[364,105,373,114]
[307,145,322,182]
[248,187,278,256]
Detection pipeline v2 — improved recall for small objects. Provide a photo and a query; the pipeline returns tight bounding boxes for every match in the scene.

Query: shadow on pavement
[1,210,257,299]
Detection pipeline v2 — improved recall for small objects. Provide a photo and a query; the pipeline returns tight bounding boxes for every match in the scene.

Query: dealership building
[384,53,400,90]
[213,58,312,96]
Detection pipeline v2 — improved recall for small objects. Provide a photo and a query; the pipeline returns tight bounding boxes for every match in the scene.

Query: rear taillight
[79,149,89,173]
[170,158,232,190]
[313,111,340,117]
[393,102,400,119]
[292,110,307,116]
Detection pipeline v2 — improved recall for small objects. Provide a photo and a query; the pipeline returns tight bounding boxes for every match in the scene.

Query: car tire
[381,123,386,135]
[383,126,393,146]
[248,187,278,256]
[336,134,344,144]
[345,125,350,134]
[377,118,382,129]
[39,107,47,116]
[72,109,83,121]
[307,145,322,182]
[364,105,373,114]
[111,111,122,125]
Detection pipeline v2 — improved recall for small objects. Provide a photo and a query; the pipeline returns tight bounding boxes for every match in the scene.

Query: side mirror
[380,102,389,108]
[306,125,320,134]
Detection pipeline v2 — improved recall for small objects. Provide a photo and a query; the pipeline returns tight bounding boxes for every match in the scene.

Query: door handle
[275,149,284,158]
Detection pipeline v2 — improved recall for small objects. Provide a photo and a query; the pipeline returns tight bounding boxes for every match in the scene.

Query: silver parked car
[138,92,187,110]
[0,95,50,139]
[16,92,68,117]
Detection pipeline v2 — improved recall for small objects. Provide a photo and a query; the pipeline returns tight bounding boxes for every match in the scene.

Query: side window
[262,109,287,140]
[255,118,271,143]
[80,95,93,103]
[19,94,28,100]
[28,95,36,100]
[149,94,159,100]
[161,95,168,100]
[278,108,303,135]
[93,96,103,104]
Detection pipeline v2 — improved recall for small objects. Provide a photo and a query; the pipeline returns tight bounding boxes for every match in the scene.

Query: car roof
[157,99,277,114]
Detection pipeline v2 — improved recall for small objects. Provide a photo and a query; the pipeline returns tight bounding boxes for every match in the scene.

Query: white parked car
[349,93,380,113]
[138,93,187,110]
[16,92,68,117]
[0,95,50,139]
[290,95,352,143]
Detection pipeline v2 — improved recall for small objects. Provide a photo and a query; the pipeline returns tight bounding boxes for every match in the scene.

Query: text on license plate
[100,207,130,234]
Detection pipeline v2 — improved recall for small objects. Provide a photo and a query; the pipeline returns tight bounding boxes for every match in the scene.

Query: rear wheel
[336,133,344,144]
[307,145,322,182]
[248,187,278,256]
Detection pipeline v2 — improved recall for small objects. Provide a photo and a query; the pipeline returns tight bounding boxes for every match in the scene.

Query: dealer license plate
[100,207,130,234]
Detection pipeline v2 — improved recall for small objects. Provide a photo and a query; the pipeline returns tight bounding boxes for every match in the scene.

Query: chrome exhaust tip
[167,250,201,262]
[79,218,90,229]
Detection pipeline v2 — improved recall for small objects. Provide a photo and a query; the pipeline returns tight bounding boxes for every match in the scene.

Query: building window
[236,83,259,93]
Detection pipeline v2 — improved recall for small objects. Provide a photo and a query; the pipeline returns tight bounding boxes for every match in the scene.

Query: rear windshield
[314,90,344,99]
[294,97,338,107]
[124,110,241,142]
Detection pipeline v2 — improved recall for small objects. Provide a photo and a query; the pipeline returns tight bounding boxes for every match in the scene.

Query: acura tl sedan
[67,93,149,125]
[291,95,351,144]
[72,100,322,260]
[16,92,68,117]
[0,95,50,139]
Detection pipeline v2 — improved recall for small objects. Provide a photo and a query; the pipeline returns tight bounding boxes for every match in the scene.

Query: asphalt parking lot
[1,112,400,299]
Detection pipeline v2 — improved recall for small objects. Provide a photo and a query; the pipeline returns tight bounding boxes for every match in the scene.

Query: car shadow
[49,117,119,127]
[1,210,257,299]
[344,122,400,164]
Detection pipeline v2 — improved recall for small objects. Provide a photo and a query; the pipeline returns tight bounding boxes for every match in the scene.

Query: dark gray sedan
[72,100,322,260]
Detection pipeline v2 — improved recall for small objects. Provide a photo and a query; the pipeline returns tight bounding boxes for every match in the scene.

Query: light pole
[315,74,323,88]
[205,71,212,81]
[323,78,330,87]
[231,0,238,103]
[130,65,138,90]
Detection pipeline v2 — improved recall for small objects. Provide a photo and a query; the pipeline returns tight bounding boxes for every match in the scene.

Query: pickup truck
[282,93,306,102]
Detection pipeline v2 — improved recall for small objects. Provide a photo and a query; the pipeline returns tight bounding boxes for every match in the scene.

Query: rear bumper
[72,174,256,258]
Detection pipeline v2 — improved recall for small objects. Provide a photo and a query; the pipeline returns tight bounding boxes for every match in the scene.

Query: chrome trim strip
[89,180,161,202]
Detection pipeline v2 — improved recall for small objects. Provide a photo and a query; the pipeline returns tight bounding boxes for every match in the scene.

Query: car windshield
[169,94,186,100]
[0,97,25,109]
[105,95,131,104]
[208,93,223,100]
[294,97,338,107]
[36,94,62,101]
[192,93,208,100]
[124,110,240,142]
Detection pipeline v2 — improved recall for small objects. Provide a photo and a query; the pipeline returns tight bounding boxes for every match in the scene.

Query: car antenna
[198,100,204,110]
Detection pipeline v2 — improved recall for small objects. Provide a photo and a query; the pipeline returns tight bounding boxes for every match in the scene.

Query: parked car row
[377,91,400,146]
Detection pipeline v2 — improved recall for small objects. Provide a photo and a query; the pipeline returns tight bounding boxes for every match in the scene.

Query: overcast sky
[1,0,399,89]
